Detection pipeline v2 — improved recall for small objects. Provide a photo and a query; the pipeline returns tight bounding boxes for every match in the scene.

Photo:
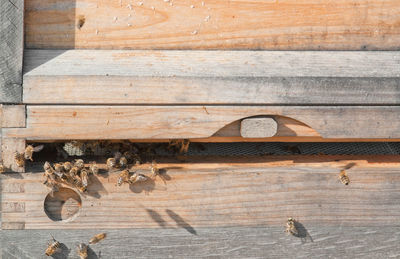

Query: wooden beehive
[1,0,400,257]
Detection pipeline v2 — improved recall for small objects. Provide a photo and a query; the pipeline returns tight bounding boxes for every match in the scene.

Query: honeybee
[107,157,117,171]
[339,170,350,185]
[73,175,87,193]
[150,160,159,179]
[43,178,60,197]
[77,243,88,259]
[117,170,130,186]
[45,236,61,256]
[285,218,298,236]
[123,151,134,163]
[0,162,5,173]
[89,232,106,244]
[114,151,122,160]
[89,161,99,175]
[63,161,72,172]
[80,169,89,188]
[168,139,190,154]
[24,144,44,161]
[14,152,25,167]
[129,172,148,184]
[74,159,85,170]
[69,166,79,176]
[53,163,64,177]
[77,15,86,30]
[43,161,55,177]
[119,156,128,168]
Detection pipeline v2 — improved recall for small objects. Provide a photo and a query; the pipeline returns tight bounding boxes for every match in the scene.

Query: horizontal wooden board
[1,226,400,258]
[3,158,400,230]
[3,105,400,140]
[23,50,400,104]
[0,105,25,128]
[25,0,400,50]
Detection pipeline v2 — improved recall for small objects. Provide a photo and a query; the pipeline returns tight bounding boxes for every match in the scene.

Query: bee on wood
[74,159,85,170]
[77,15,86,29]
[117,170,130,186]
[43,161,55,177]
[89,232,106,244]
[53,163,65,178]
[77,243,88,259]
[89,161,99,175]
[14,152,25,167]
[43,178,60,197]
[107,157,117,172]
[119,156,128,168]
[285,218,298,236]
[24,144,44,161]
[150,160,159,179]
[69,166,80,176]
[129,172,148,184]
[45,235,61,256]
[0,162,5,173]
[63,161,72,172]
[74,176,87,193]
[339,170,350,185]
[80,169,89,188]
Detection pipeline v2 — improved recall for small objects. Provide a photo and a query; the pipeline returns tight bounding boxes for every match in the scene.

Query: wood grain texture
[1,226,400,258]
[3,105,400,140]
[240,117,278,138]
[1,138,25,173]
[0,105,26,128]
[24,0,400,50]
[0,0,23,103]
[3,159,400,230]
[23,50,400,104]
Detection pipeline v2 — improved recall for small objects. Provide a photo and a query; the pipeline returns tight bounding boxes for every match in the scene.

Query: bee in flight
[24,144,44,161]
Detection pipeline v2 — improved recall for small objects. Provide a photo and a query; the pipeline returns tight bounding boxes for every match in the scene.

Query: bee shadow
[129,177,156,194]
[87,245,100,259]
[293,221,313,244]
[51,242,70,259]
[2,172,23,179]
[85,175,108,199]
[146,209,168,228]
[166,209,197,235]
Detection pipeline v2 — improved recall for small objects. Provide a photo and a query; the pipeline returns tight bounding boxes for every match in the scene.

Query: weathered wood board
[3,105,400,140]
[2,157,400,230]
[1,226,400,258]
[0,0,24,103]
[23,50,400,104]
[25,0,400,50]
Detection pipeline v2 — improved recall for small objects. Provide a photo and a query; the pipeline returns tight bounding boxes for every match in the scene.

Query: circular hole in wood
[44,187,82,222]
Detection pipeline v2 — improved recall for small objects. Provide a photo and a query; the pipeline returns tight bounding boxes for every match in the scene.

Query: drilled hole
[44,187,82,222]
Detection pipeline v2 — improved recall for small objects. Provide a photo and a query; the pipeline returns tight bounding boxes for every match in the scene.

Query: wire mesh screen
[62,142,400,157]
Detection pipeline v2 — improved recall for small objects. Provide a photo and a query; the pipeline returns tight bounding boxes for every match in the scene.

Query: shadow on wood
[146,209,167,228]
[51,242,70,259]
[166,209,197,235]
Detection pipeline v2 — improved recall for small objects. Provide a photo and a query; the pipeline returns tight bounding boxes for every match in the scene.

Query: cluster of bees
[43,159,98,194]
[46,232,106,258]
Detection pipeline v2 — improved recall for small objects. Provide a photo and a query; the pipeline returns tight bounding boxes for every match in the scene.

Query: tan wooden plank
[240,117,278,138]
[1,227,400,258]
[23,50,400,104]
[1,138,25,173]
[25,0,400,50]
[0,105,25,128]
[3,105,400,140]
[2,159,400,229]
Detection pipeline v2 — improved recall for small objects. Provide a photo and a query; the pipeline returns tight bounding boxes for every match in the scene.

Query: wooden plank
[0,0,23,103]
[240,117,278,138]
[23,50,400,104]
[1,138,25,173]
[2,159,400,229]
[4,105,400,140]
[1,226,400,258]
[25,0,400,50]
[0,105,26,128]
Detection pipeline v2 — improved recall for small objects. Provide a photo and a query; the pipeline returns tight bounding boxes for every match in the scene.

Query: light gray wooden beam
[0,0,24,103]
[1,227,399,258]
[23,50,400,104]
